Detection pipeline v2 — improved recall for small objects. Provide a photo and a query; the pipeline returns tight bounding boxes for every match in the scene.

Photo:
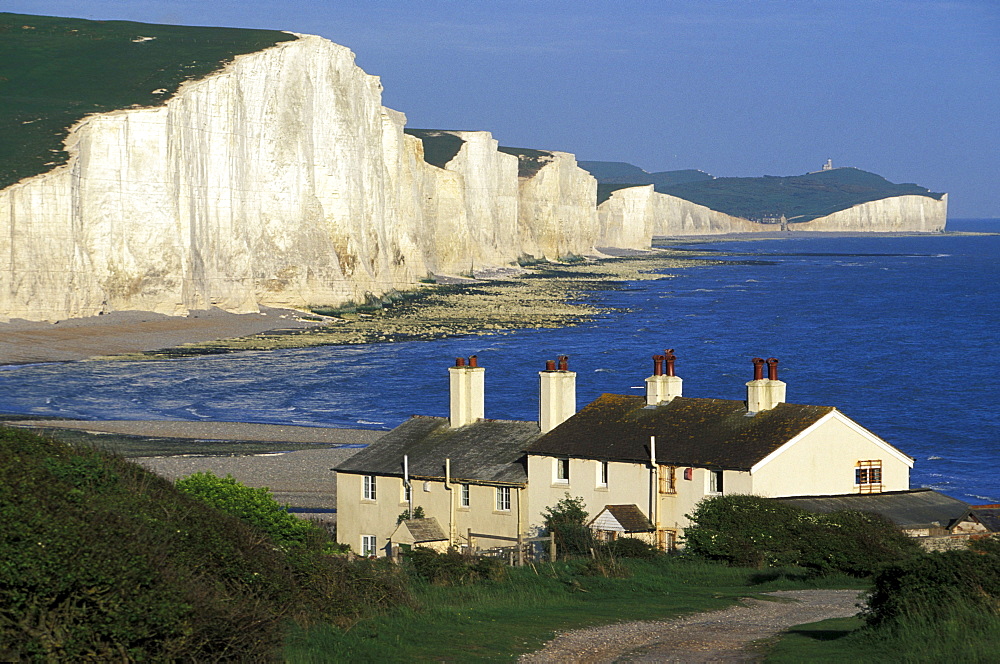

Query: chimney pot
[752,357,765,381]
[652,355,664,376]
[558,355,569,371]
[455,357,465,367]
[468,355,478,368]
[545,359,556,371]
[767,357,779,381]
[664,349,676,377]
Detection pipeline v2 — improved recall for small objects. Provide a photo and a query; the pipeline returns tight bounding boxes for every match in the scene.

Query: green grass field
[0,12,295,190]
[285,559,867,662]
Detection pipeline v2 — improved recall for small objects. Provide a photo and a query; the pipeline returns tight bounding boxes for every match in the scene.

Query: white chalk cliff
[787,195,947,232]
[0,33,947,322]
[598,187,947,238]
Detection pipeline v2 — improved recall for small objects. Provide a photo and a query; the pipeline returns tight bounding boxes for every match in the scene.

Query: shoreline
[0,249,711,365]
[1,230,988,367]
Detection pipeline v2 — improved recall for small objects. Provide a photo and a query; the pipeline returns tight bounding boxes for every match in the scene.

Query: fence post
[550,531,557,562]
[468,528,474,555]
[517,532,524,566]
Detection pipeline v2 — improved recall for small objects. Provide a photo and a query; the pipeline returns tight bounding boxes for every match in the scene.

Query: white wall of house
[336,471,527,555]
[749,413,912,497]
[526,455,755,544]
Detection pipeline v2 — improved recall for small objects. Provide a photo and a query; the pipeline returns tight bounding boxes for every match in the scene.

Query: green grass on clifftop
[584,160,944,221]
[0,12,296,190]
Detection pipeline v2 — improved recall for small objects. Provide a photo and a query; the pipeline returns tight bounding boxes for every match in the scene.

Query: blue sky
[6,0,998,216]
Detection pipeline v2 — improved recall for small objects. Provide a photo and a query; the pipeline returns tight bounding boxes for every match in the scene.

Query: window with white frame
[708,469,723,494]
[363,475,377,501]
[597,460,609,487]
[361,535,377,556]
[402,481,411,503]
[555,458,570,483]
[461,483,470,508]
[496,486,511,511]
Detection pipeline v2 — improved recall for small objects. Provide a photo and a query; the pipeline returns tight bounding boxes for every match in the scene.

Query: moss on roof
[0,12,296,191]
[529,394,834,470]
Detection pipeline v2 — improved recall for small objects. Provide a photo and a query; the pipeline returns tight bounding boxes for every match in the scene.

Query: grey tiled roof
[970,506,1000,532]
[334,416,537,484]
[528,394,834,470]
[776,489,972,531]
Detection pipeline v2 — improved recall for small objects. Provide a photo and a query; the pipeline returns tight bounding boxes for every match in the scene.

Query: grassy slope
[0,12,296,190]
[657,168,944,222]
[0,425,412,660]
[586,159,943,220]
[286,560,867,661]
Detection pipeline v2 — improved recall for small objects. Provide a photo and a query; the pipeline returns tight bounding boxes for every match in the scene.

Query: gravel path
[520,589,863,663]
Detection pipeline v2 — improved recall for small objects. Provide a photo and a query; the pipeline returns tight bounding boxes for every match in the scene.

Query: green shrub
[175,471,320,549]
[795,509,920,577]
[864,548,1000,628]
[403,548,507,585]
[543,494,595,558]
[683,494,804,567]
[599,537,659,560]
[683,494,919,575]
[0,427,411,660]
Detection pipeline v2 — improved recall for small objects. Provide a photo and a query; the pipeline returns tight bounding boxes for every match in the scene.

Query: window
[597,461,609,487]
[363,475,377,501]
[496,486,511,511]
[461,483,470,508]
[361,535,377,557]
[402,481,411,503]
[708,470,723,494]
[555,458,570,483]
[659,466,677,495]
[856,460,883,493]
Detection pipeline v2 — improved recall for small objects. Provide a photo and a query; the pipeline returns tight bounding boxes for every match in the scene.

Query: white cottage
[336,352,914,555]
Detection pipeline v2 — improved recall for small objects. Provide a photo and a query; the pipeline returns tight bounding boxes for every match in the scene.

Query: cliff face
[0,36,611,321]
[598,186,948,238]
[598,186,774,240]
[0,32,948,323]
[516,151,600,260]
[788,195,947,231]
[1,35,417,321]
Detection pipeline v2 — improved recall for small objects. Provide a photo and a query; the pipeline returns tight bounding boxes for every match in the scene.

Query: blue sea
[2,219,997,504]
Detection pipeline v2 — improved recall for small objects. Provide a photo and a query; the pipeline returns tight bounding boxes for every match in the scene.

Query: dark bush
[683,494,919,575]
[0,427,411,661]
[865,547,1000,627]
[795,509,920,576]
[543,494,595,558]
[403,548,507,585]
[683,494,805,568]
[599,537,660,560]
